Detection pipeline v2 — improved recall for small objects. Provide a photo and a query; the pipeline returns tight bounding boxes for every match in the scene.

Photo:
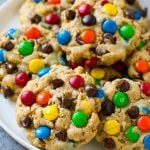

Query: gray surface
[0,1,26,150]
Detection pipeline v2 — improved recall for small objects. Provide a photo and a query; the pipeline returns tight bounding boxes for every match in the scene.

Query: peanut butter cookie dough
[96,78,150,150]
[127,32,150,82]
[0,25,64,100]
[56,0,148,65]
[16,65,102,150]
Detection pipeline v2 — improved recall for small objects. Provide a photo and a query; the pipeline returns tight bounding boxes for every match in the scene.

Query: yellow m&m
[103,3,118,16]
[29,58,44,73]
[103,119,120,135]
[90,68,105,80]
[81,100,92,114]
[43,105,59,121]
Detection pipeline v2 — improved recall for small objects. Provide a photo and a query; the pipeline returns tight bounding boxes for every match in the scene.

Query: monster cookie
[16,65,102,149]
[96,78,150,150]
[0,25,64,100]
[127,32,150,82]
[19,0,73,30]
[56,0,148,65]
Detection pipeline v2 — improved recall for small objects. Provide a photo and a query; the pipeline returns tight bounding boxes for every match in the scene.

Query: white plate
[0,0,149,150]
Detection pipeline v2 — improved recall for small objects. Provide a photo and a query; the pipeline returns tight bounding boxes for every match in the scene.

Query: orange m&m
[80,29,96,43]
[135,60,149,73]
[137,116,150,132]
[48,0,60,4]
[36,91,52,106]
[25,26,41,39]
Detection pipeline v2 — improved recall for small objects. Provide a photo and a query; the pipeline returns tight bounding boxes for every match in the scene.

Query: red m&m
[15,72,30,87]
[84,57,97,68]
[69,75,84,88]
[141,82,150,96]
[21,91,36,106]
[25,26,41,39]
[45,13,60,24]
[48,0,60,4]
[78,3,92,16]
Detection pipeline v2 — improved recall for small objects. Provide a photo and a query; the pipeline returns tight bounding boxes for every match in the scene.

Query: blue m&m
[34,0,42,3]
[0,49,5,63]
[7,28,17,39]
[37,67,50,77]
[57,30,71,45]
[35,126,51,139]
[143,135,150,149]
[95,88,105,98]
[102,20,117,34]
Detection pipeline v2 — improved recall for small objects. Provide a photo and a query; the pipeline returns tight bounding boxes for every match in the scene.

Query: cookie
[96,78,150,150]
[127,32,150,82]
[16,65,102,149]
[0,25,64,100]
[19,0,73,30]
[55,0,148,65]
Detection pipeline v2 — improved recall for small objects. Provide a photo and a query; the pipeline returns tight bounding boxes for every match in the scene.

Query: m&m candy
[69,75,84,88]
[37,67,50,77]
[34,0,42,3]
[0,49,5,63]
[141,82,150,96]
[78,3,92,16]
[103,3,118,16]
[72,111,88,127]
[82,15,96,26]
[103,119,120,135]
[48,0,60,4]
[134,9,142,20]
[15,72,30,87]
[80,29,96,43]
[90,68,105,80]
[7,28,17,39]
[119,24,135,39]
[18,40,34,56]
[57,30,71,45]
[25,26,41,39]
[84,57,97,68]
[43,105,59,121]
[21,91,36,106]
[143,135,150,149]
[137,116,150,132]
[81,100,92,114]
[135,60,149,73]
[35,126,51,139]
[102,20,117,34]
[29,59,44,73]
[45,13,60,24]
[137,40,145,49]
[36,91,52,105]
[96,88,105,98]
[125,126,140,142]
[113,91,129,107]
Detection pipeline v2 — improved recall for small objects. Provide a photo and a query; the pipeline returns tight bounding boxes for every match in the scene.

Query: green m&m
[71,110,88,127]
[125,126,140,142]
[119,24,135,39]
[113,91,129,107]
[18,40,33,56]
[137,40,145,49]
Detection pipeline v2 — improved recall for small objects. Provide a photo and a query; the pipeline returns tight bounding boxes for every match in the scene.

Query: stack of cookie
[0,0,150,149]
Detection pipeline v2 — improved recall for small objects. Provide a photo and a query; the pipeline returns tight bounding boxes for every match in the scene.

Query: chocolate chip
[75,34,83,45]
[52,79,64,89]
[101,100,115,116]
[117,80,130,92]
[70,0,75,4]
[55,130,67,141]
[4,62,17,74]
[2,86,14,97]
[103,33,116,44]
[103,138,116,149]
[31,14,42,24]
[41,43,53,54]
[20,117,32,128]
[126,106,139,119]
[82,15,96,26]
[96,47,109,56]
[61,97,74,109]
[141,8,148,17]
[3,41,14,51]
[125,0,135,5]
[125,9,135,19]
[66,10,76,20]
[85,84,97,97]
